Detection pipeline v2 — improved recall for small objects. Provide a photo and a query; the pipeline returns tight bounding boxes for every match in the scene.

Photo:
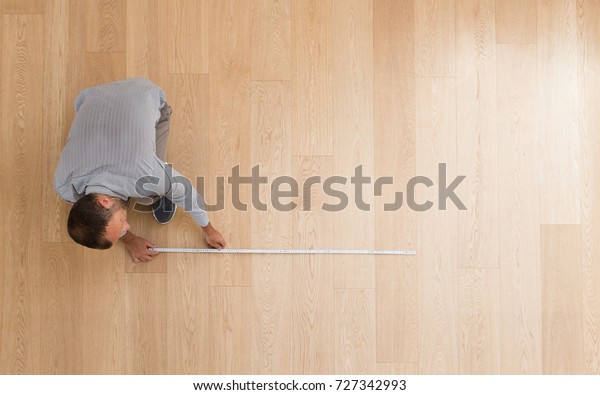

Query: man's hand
[121,231,159,263]
[202,222,227,249]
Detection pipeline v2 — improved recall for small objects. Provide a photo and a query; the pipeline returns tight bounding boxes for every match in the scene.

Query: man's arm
[121,231,159,262]
[202,222,226,249]
[146,163,227,249]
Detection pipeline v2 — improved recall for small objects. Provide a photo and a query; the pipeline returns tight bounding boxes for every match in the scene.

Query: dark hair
[67,193,114,249]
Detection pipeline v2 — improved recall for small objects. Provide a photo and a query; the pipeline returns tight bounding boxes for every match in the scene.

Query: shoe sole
[152,200,177,225]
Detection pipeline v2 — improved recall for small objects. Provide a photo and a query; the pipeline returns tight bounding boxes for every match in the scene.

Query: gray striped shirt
[53,78,209,227]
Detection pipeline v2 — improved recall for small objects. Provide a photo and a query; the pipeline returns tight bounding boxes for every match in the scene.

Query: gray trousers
[135,102,172,207]
[156,102,172,162]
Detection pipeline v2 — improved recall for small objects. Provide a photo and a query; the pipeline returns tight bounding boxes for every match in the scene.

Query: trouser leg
[155,102,172,162]
[135,102,172,208]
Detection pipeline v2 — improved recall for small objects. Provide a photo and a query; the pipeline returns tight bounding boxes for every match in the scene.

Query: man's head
[67,193,130,249]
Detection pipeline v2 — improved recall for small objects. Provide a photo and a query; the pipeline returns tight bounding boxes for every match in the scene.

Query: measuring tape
[150,247,416,255]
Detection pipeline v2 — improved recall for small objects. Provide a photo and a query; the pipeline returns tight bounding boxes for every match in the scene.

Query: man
[54,78,226,262]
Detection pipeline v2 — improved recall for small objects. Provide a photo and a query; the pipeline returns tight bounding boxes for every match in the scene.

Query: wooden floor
[0,0,599,374]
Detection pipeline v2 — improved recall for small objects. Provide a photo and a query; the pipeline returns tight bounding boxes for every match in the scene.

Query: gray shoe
[152,196,177,224]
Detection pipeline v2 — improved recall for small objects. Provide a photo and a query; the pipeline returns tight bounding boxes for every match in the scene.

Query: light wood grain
[0,14,44,375]
[416,77,459,374]
[373,0,416,251]
[292,156,335,374]
[40,243,83,374]
[579,0,600,374]
[125,273,167,374]
[166,218,210,374]
[167,0,209,74]
[0,0,44,13]
[126,0,168,84]
[458,268,500,373]
[373,0,418,364]
[291,0,333,156]
[415,0,455,77]
[456,0,498,268]
[208,0,252,287]
[82,247,126,373]
[376,256,418,363]
[541,224,583,374]
[332,0,375,289]
[376,363,418,375]
[335,289,376,374]
[165,73,210,240]
[251,0,291,80]
[497,43,542,374]
[85,0,125,52]
[538,0,581,224]
[250,81,293,373]
[495,0,536,44]
[42,0,86,243]
[251,255,292,374]
[4,0,600,375]
[84,51,125,87]
[208,287,252,374]
[165,74,211,374]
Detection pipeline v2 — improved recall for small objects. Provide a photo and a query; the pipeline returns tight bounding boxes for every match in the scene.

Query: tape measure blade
[149,248,415,255]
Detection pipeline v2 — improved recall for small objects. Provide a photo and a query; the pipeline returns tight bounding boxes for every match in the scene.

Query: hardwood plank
[251,256,292,373]
[376,363,418,375]
[125,273,167,374]
[126,0,168,84]
[42,0,86,243]
[375,256,417,363]
[85,0,126,52]
[166,229,210,374]
[40,243,83,374]
[84,51,126,86]
[251,0,291,80]
[335,289,376,374]
[291,0,333,156]
[250,81,292,247]
[0,0,43,13]
[0,14,44,374]
[82,247,127,373]
[538,0,580,224]
[456,0,498,267]
[332,0,375,289]
[458,268,500,373]
[414,0,455,77]
[208,0,252,286]
[497,43,542,373]
[373,0,418,364]
[250,81,293,373]
[495,0,536,44]
[208,287,252,374]
[165,74,211,372]
[292,156,335,374]
[579,0,600,374]
[541,224,584,373]
[291,254,334,373]
[164,74,210,245]
[373,0,416,251]
[167,0,209,74]
[416,77,459,374]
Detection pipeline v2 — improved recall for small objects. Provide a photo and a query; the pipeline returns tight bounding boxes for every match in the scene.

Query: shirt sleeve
[143,161,210,228]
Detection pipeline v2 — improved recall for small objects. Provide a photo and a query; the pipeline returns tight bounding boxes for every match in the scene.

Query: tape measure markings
[150,248,415,255]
